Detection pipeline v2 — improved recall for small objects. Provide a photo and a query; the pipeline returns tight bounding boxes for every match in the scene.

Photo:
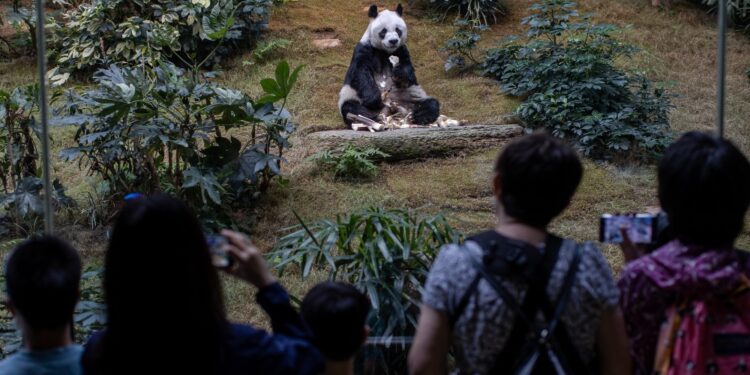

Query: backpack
[453,231,590,375]
[654,261,750,375]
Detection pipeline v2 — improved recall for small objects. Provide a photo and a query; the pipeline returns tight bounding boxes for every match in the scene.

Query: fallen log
[305,124,524,161]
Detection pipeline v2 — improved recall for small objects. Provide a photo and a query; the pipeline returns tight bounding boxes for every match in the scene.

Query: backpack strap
[449,231,557,328]
[470,241,586,375]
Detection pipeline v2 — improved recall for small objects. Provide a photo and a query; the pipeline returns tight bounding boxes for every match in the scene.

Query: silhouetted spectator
[618,132,750,374]
[301,282,370,375]
[409,132,631,375]
[81,194,324,375]
[0,236,82,375]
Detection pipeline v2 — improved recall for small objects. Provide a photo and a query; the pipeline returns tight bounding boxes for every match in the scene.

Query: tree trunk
[305,124,523,161]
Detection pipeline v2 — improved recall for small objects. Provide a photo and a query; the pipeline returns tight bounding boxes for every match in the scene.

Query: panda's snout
[388,39,399,46]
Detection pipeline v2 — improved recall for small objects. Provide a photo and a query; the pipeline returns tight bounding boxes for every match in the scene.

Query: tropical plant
[58,60,303,227]
[481,0,673,161]
[53,0,271,77]
[0,1,50,57]
[269,208,462,343]
[440,19,487,73]
[419,0,506,25]
[698,0,750,33]
[308,145,389,180]
[242,38,291,66]
[0,85,74,236]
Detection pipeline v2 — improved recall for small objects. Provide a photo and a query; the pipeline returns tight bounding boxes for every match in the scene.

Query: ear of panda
[396,4,403,16]
[368,5,378,18]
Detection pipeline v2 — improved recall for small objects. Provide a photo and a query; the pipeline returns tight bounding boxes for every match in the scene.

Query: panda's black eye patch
[379,28,387,39]
[396,28,402,37]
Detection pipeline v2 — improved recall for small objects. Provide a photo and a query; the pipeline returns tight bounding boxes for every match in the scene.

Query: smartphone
[599,214,656,244]
[206,234,233,269]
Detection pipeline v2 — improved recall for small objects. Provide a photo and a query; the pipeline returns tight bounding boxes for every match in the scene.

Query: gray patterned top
[422,238,620,375]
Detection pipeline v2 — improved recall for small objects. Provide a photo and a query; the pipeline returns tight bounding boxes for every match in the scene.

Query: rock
[306,124,524,161]
[312,38,341,49]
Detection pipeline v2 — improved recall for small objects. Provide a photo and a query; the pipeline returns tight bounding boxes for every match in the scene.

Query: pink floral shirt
[618,240,749,375]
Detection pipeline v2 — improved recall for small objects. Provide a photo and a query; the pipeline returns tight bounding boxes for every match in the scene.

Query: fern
[309,145,389,180]
[243,38,291,65]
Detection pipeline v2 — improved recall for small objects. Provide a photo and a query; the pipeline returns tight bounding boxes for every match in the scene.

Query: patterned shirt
[422,238,620,375]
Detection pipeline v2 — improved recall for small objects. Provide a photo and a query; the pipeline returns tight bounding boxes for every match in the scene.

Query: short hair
[494,132,583,228]
[301,282,371,361]
[5,235,81,330]
[658,132,750,248]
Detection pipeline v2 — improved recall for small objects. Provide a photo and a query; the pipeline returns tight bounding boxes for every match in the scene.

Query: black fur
[341,43,440,127]
[396,4,403,16]
[368,5,378,18]
[412,98,440,125]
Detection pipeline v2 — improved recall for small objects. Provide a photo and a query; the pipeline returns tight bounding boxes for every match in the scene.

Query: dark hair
[658,132,750,248]
[301,282,370,361]
[5,236,81,330]
[95,195,226,374]
[495,132,583,228]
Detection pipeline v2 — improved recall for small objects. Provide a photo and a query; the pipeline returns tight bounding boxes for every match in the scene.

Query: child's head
[301,282,371,361]
[658,131,750,248]
[6,236,81,331]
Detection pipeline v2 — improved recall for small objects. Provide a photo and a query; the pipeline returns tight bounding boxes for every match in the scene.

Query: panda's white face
[362,9,407,53]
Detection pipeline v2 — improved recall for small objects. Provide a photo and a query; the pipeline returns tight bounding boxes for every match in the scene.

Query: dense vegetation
[481,0,673,160]
[53,0,271,76]
[58,60,302,228]
[0,85,74,236]
[270,208,462,343]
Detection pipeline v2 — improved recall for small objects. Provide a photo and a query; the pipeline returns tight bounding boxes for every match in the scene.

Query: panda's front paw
[389,55,400,67]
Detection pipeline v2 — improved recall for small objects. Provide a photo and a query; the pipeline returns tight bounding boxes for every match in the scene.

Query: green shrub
[481,0,673,161]
[0,85,74,236]
[53,0,271,76]
[58,60,303,228]
[698,0,750,33]
[242,38,291,66]
[309,145,389,180]
[269,207,462,343]
[440,19,487,73]
[420,0,506,25]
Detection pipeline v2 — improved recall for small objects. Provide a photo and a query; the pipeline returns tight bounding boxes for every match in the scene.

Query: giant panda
[338,4,440,129]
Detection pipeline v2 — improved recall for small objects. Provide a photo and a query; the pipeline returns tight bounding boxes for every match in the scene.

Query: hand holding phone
[599,214,656,244]
[220,230,276,289]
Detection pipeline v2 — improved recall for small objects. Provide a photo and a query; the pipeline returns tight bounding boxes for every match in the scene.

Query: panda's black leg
[412,98,440,125]
[341,100,379,129]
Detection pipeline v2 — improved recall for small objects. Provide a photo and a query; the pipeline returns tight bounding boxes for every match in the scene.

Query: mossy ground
[1,0,750,325]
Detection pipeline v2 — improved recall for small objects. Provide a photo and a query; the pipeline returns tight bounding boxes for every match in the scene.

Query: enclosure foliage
[440,19,487,73]
[481,0,672,160]
[0,85,74,236]
[269,208,462,346]
[418,0,506,25]
[58,61,302,228]
[53,0,271,76]
[309,145,390,180]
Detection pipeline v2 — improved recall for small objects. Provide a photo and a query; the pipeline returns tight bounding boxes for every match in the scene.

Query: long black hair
[94,195,226,374]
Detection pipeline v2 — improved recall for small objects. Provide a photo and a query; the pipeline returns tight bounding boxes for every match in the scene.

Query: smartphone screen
[599,214,656,244]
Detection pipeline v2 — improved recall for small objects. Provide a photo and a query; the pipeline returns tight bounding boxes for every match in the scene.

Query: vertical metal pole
[35,0,54,233]
[717,0,727,138]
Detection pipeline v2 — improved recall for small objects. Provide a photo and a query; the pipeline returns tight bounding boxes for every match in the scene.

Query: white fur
[338,84,360,111]
[360,9,407,53]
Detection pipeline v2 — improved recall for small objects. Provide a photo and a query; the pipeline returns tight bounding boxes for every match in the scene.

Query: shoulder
[353,42,374,56]
[563,240,620,307]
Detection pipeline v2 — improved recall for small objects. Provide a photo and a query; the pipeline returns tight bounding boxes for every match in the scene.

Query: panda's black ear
[396,4,403,16]
[368,5,378,18]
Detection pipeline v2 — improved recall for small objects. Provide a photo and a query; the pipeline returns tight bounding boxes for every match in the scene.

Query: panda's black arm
[392,46,418,88]
[348,44,384,110]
